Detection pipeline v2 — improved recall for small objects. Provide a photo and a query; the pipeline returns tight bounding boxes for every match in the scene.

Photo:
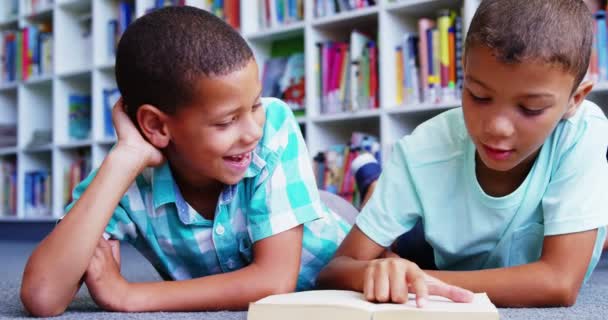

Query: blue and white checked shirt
[66,98,351,290]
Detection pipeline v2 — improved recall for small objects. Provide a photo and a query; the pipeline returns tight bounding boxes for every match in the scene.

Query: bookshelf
[1,0,607,221]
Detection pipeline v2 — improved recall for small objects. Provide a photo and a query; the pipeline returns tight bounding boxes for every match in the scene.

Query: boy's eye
[519,106,545,116]
[216,116,237,127]
[252,103,262,111]
[468,90,491,103]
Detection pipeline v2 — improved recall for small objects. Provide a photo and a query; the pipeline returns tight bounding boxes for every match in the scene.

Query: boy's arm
[20,99,161,317]
[88,225,304,312]
[426,229,598,307]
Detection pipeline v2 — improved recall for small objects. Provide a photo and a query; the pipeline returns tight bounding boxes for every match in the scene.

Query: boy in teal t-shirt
[319,0,608,308]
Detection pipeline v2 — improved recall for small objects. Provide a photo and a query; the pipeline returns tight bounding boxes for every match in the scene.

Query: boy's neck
[170,165,224,220]
[474,150,538,198]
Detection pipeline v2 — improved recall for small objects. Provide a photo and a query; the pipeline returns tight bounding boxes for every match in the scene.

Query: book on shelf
[68,94,92,141]
[107,1,135,60]
[103,87,121,138]
[395,10,462,107]
[258,0,304,30]
[24,169,51,217]
[314,0,376,18]
[64,154,91,206]
[261,37,305,117]
[0,124,17,148]
[313,132,380,207]
[317,30,378,114]
[146,0,240,30]
[248,290,499,320]
[0,21,53,84]
[0,159,17,217]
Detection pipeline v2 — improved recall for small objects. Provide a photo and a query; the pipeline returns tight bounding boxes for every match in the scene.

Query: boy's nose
[241,118,263,145]
[484,115,515,138]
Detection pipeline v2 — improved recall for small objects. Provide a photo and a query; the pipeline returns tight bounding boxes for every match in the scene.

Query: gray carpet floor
[1,241,607,319]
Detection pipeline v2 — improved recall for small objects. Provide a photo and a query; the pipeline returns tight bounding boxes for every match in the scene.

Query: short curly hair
[115,6,254,122]
[465,0,594,90]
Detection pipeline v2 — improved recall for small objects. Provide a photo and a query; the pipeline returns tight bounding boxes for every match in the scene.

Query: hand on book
[364,256,474,307]
[112,97,165,168]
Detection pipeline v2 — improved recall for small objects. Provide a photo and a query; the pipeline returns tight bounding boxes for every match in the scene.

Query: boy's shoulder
[258,97,299,152]
[552,100,607,154]
[396,107,469,166]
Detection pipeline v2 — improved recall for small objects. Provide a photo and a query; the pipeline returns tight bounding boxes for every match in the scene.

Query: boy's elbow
[267,274,298,295]
[546,279,580,307]
[20,283,67,317]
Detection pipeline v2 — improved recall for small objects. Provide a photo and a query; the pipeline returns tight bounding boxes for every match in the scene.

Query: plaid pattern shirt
[66,98,350,290]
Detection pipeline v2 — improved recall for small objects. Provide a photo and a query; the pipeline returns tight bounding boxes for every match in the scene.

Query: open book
[248,290,499,320]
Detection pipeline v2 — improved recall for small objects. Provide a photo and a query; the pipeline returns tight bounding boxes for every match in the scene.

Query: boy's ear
[564,80,593,119]
[136,105,172,149]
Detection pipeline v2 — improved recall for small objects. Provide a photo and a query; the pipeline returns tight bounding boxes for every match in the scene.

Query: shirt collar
[151,149,267,210]
[152,163,177,209]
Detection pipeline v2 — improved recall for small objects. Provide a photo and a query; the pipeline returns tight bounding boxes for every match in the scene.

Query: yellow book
[249,290,499,320]
[395,47,404,106]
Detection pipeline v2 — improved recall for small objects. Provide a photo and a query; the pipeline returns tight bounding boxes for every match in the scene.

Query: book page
[373,292,495,312]
[373,293,499,320]
[254,290,376,312]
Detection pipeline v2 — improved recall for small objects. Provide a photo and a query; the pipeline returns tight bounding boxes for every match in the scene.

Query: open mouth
[223,152,252,171]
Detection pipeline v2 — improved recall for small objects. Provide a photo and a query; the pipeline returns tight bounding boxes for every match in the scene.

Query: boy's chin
[219,174,247,186]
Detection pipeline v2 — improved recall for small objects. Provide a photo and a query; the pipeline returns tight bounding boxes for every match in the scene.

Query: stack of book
[258,0,304,30]
[0,22,53,83]
[395,10,463,107]
[313,132,380,207]
[64,153,91,207]
[317,30,378,114]
[107,1,135,60]
[24,169,51,217]
[146,0,240,30]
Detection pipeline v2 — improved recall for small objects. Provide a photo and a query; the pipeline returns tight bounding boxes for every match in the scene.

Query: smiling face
[164,59,265,188]
[461,45,586,175]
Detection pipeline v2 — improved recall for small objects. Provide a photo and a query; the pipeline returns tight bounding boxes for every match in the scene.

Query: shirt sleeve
[63,169,139,242]
[247,100,324,242]
[542,113,608,236]
[355,139,422,247]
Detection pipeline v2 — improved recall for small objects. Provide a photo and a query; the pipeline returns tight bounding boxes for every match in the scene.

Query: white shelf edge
[312,109,381,123]
[0,146,18,156]
[56,139,95,149]
[311,6,379,27]
[386,101,461,115]
[385,0,444,12]
[97,136,117,145]
[21,6,54,19]
[22,143,54,153]
[0,82,18,91]
[592,81,608,93]
[23,74,54,86]
[245,21,306,41]
[57,67,93,79]
[0,16,18,26]
[96,61,115,71]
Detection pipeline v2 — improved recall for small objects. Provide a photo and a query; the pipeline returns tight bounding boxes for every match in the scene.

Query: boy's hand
[364,257,474,307]
[84,238,130,312]
[112,97,165,168]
